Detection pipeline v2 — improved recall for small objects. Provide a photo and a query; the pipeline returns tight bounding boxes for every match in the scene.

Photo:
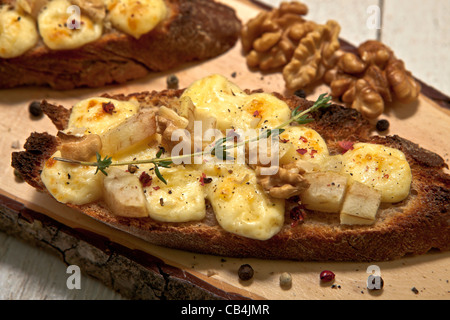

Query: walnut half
[256,166,310,199]
[241,1,309,71]
[283,19,341,90]
[325,40,421,118]
[386,59,421,103]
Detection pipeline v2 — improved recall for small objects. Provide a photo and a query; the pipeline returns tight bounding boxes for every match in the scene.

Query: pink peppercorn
[320,270,335,283]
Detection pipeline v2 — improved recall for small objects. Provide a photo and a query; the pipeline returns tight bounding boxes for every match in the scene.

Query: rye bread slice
[0,0,241,89]
[11,90,450,261]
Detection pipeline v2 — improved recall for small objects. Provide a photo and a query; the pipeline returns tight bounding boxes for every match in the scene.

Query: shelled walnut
[324,40,420,118]
[386,59,421,103]
[241,1,341,89]
[241,1,309,71]
[256,166,310,199]
[283,20,341,90]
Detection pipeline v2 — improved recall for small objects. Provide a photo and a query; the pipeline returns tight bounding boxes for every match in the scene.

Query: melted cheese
[202,164,285,240]
[41,151,104,205]
[0,7,38,58]
[105,0,167,39]
[68,97,139,135]
[38,0,103,50]
[143,166,206,222]
[181,74,291,132]
[341,143,412,203]
[278,126,329,166]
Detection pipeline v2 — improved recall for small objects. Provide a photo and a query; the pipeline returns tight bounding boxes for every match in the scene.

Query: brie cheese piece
[341,143,412,203]
[38,0,103,50]
[203,164,285,240]
[41,151,104,205]
[105,0,167,39]
[181,74,291,132]
[0,7,38,58]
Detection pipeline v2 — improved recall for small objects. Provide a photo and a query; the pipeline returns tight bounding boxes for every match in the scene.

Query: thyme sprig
[53,93,332,184]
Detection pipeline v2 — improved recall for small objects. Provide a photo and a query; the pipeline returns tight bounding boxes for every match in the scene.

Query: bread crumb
[206,270,218,277]
[11,140,20,149]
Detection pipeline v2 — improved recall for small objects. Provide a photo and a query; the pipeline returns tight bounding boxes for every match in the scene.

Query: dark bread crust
[12,132,59,190]
[11,90,450,261]
[0,0,241,89]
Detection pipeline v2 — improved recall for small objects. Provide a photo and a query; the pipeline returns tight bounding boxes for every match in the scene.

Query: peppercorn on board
[1,0,449,300]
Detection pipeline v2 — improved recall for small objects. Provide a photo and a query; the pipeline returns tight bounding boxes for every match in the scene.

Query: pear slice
[101,108,157,156]
[340,180,381,224]
[300,172,348,213]
[103,168,148,218]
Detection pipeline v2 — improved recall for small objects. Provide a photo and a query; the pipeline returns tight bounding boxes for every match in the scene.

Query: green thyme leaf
[154,165,167,185]
[156,147,165,158]
[312,93,333,111]
[157,160,173,168]
[94,153,112,176]
[291,105,302,118]
[291,93,332,125]
[295,116,315,125]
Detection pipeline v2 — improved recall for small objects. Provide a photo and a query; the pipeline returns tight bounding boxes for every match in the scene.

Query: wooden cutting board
[0,0,449,300]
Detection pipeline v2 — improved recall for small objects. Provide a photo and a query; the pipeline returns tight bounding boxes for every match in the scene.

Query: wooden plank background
[1,0,449,300]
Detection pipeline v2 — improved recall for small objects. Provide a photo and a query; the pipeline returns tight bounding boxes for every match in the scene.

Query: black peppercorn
[28,101,43,118]
[293,89,306,99]
[238,264,254,281]
[166,74,179,89]
[376,119,390,132]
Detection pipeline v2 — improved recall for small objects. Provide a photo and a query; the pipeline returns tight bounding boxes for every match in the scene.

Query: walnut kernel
[283,20,341,90]
[326,40,421,118]
[256,166,310,199]
[241,2,311,71]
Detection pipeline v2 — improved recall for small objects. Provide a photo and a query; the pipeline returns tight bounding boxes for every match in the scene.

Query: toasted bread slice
[0,0,241,89]
[11,89,450,261]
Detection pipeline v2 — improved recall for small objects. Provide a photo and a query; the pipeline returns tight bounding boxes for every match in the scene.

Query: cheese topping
[181,74,291,132]
[203,164,285,240]
[105,0,167,39]
[68,97,139,135]
[41,151,104,205]
[278,126,329,166]
[0,7,38,58]
[143,166,206,223]
[341,143,412,203]
[41,75,414,239]
[38,0,103,50]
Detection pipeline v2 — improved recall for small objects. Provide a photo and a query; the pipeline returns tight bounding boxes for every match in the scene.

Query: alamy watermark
[367,5,381,30]
[66,5,81,29]
[366,265,383,290]
[66,265,81,290]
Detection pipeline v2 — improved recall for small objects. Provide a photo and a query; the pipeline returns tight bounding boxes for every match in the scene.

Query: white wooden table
[1,0,449,300]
